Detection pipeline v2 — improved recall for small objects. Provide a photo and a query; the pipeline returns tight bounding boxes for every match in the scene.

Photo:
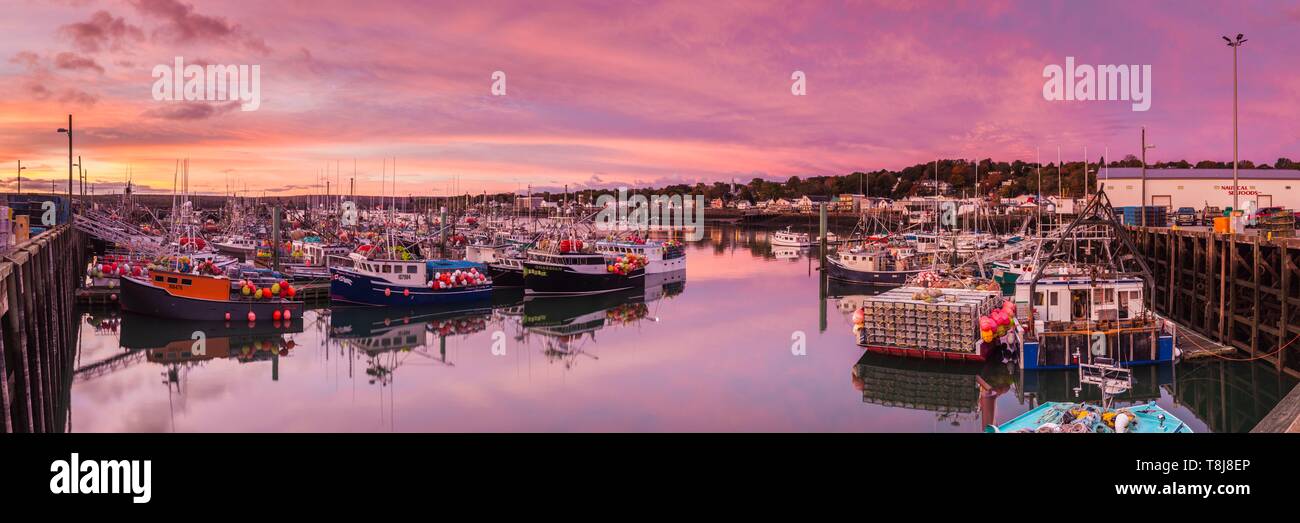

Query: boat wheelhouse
[329,252,492,306]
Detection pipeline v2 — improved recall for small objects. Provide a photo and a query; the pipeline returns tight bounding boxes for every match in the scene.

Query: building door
[1258,194,1272,208]
[1151,195,1172,209]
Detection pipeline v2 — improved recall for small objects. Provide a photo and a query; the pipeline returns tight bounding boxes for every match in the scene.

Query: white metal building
[1097,168,1300,210]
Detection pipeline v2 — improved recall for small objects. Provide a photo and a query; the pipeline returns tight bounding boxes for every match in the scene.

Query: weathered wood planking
[0,225,83,433]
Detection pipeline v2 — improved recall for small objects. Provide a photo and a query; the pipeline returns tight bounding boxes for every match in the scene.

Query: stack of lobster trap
[856,287,1001,354]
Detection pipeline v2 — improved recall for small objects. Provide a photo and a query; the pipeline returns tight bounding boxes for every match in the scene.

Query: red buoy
[384,288,392,297]
[247,311,257,322]
[283,309,292,319]
[224,312,231,321]
[403,288,410,297]
[273,310,282,321]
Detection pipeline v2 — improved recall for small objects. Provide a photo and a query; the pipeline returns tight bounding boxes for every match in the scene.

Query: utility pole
[16,160,25,195]
[1140,127,1155,227]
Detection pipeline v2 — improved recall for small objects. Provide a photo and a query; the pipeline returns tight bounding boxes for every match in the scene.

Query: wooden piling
[0,224,82,433]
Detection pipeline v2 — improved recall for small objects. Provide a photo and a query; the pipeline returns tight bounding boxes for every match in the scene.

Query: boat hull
[487,264,525,287]
[825,257,922,286]
[329,266,492,307]
[859,343,990,362]
[522,262,645,296]
[120,275,303,321]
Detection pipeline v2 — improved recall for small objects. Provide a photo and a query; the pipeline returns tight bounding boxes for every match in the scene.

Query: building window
[1049,292,1059,306]
[406,265,417,274]
[1176,185,1184,190]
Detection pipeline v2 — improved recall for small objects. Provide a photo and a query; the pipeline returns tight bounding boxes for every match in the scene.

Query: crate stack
[1260,211,1296,239]
[1117,206,1167,227]
[856,287,1001,354]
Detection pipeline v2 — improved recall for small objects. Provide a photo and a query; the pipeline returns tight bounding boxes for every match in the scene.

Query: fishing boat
[464,240,526,287]
[825,244,927,285]
[850,282,1014,362]
[770,226,811,247]
[213,235,257,257]
[329,250,492,307]
[593,236,686,274]
[1015,189,1177,370]
[522,238,646,296]
[988,359,1192,433]
[990,401,1191,433]
[990,258,1032,296]
[120,268,304,322]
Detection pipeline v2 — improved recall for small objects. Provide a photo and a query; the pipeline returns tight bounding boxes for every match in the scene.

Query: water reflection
[67,225,1297,432]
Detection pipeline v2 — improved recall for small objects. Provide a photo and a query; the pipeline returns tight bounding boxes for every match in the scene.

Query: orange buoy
[283,309,292,319]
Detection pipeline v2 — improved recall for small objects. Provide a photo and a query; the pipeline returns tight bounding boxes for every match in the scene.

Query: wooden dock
[1132,227,1300,375]
[1131,227,1300,432]
[0,225,84,433]
[1252,383,1300,433]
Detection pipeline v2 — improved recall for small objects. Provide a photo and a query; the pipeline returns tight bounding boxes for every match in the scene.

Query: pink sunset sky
[1,0,1297,196]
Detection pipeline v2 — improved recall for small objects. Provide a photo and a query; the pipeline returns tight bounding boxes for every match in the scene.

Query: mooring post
[819,203,827,266]
[272,204,281,272]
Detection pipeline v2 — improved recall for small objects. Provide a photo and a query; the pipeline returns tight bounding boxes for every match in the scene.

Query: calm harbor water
[69,226,1296,432]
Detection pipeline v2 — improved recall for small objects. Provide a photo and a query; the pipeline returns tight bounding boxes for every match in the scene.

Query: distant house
[797,195,831,213]
[766,198,793,212]
[735,200,753,210]
[917,180,953,195]
[709,198,726,209]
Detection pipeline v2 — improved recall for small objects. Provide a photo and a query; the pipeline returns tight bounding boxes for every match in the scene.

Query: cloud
[58,88,99,106]
[10,51,42,69]
[141,101,240,120]
[54,52,105,74]
[130,0,271,54]
[58,11,145,54]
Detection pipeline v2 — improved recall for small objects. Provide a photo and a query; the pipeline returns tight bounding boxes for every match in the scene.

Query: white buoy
[1114,413,1131,433]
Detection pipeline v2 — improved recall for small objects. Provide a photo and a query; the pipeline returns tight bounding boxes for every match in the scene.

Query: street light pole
[57,114,72,222]
[16,160,26,195]
[1224,34,1246,212]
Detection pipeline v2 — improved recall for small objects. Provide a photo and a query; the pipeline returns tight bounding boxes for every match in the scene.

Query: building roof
[1100,168,1300,180]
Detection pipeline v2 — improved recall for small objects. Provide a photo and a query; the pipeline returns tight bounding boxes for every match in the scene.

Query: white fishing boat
[770,226,811,247]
